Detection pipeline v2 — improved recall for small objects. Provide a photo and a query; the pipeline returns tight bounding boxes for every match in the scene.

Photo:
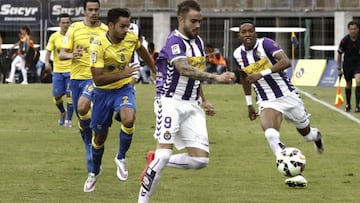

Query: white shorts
[153,96,209,152]
[258,91,310,129]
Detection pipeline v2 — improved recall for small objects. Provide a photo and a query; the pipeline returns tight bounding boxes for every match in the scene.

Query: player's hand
[215,72,236,83]
[248,105,257,120]
[45,62,52,71]
[123,62,140,78]
[246,73,262,83]
[202,101,215,116]
[72,45,83,59]
[72,50,82,59]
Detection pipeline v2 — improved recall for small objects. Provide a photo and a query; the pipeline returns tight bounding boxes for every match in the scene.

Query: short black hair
[348,20,359,29]
[177,0,201,17]
[239,19,255,28]
[57,13,70,22]
[107,8,131,24]
[83,0,100,10]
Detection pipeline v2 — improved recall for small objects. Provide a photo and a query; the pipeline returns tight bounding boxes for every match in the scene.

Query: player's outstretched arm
[136,45,156,76]
[173,58,235,83]
[44,50,53,71]
[199,86,215,116]
[91,64,139,86]
[59,48,82,60]
[240,70,256,120]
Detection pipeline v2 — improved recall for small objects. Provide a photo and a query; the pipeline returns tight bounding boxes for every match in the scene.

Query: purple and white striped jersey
[233,37,295,102]
[156,29,206,101]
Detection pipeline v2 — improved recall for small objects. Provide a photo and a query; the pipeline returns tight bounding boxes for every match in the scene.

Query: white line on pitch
[298,89,360,124]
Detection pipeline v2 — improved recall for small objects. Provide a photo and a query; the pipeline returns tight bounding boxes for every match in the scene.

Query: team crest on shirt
[163,131,171,140]
[121,54,125,62]
[256,50,261,58]
[92,39,101,45]
[171,44,181,55]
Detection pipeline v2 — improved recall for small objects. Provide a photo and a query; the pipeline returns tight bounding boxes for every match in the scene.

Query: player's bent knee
[189,157,209,169]
[78,106,90,116]
[77,98,91,115]
[120,118,135,128]
[295,119,309,130]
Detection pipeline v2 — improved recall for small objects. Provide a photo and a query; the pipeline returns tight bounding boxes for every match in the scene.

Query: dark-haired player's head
[177,0,202,39]
[238,20,257,50]
[84,0,100,25]
[347,20,359,38]
[58,13,71,34]
[107,8,131,42]
[83,0,100,10]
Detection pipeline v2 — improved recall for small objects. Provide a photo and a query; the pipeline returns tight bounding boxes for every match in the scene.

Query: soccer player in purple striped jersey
[138,1,235,202]
[233,20,324,187]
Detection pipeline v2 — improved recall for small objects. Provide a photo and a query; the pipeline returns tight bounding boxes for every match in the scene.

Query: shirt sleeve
[262,37,282,57]
[46,33,55,52]
[164,36,187,64]
[338,38,345,54]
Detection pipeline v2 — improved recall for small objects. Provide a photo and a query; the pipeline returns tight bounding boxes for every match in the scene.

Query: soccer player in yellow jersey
[59,0,108,184]
[45,13,73,128]
[83,8,156,192]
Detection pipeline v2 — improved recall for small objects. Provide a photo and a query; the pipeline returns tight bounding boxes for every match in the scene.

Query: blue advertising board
[318,60,339,87]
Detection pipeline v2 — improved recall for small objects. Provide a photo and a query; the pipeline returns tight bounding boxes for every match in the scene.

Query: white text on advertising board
[0,4,38,16]
[52,5,83,16]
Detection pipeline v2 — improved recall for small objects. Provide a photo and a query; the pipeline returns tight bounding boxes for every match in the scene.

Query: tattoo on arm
[174,58,216,81]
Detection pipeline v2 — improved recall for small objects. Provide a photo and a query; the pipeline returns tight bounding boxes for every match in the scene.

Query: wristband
[260,69,272,76]
[245,95,252,106]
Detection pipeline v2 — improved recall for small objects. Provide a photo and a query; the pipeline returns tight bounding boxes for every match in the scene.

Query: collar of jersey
[175,29,191,41]
[241,38,259,51]
[106,32,113,44]
[82,19,102,28]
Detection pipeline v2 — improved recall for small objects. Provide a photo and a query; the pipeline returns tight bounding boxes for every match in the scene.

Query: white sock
[303,127,319,141]
[166,153,209,169]
[264,128,285,157]
[138,149,172,203]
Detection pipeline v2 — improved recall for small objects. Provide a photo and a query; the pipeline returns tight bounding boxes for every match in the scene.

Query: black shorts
[343,64,360,81]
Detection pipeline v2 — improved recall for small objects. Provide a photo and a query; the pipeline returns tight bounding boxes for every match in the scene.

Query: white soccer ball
[276,147,306,177]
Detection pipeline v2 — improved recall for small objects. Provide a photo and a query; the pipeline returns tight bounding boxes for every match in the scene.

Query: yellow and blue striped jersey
[89,32,141,90]
[46,31,71,73]
[62,21,108,80]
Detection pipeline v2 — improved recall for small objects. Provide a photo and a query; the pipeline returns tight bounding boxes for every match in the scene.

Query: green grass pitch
[0,84,359,202]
